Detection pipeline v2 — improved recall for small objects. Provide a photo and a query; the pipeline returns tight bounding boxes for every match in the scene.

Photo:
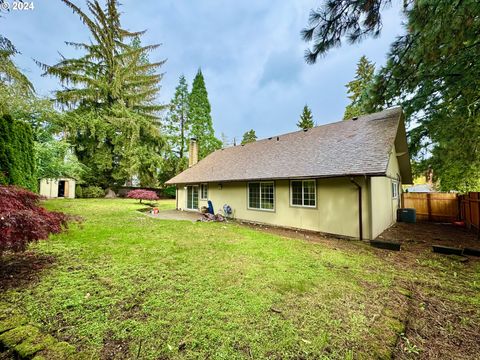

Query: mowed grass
[2,199,477,359]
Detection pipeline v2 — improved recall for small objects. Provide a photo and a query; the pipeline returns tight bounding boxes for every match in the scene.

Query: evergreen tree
[220,132,230,148]
[343,56,375,120]
[297,105,314,129]
[188,69,222,159]
[38,0,165,188]
[0,114,37,191]
[302,1,480,191]
[0,35,33,93]
[241,129,257,145]
[163,75,190,177]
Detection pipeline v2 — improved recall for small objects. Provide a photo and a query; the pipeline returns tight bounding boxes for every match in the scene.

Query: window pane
[201,184,208,199]
[261,183,274,210]
[193,186,199,209]
[187,186,193,209]
[392,181,398,198]
[291,181,302,205]
[303,181,316,206]
[249,183,260,208]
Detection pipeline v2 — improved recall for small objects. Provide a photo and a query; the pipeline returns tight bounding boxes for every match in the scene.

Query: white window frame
[290,179,317,208]
[392,180,399,199]
[247,181,275,212]
[200,183,208,200]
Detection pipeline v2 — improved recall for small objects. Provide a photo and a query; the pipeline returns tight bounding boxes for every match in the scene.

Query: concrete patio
[147,209,202,221]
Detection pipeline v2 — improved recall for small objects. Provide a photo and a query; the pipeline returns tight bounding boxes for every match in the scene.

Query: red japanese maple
[126,189,159,203]
[0,186,70,253]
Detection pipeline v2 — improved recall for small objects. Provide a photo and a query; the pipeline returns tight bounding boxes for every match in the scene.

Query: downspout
[176,186,178,210]
[350,177,363,241]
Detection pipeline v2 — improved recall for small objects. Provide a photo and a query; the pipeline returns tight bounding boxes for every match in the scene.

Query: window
[291,180,316,207]
[200,183,208,199]
[248,182,274,211]
[392,180,398,199]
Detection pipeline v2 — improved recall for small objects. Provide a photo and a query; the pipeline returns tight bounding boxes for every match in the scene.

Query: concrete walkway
[146,209,202,221]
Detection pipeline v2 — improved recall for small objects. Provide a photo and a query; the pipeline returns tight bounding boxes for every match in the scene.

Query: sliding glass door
[186,185,199,210]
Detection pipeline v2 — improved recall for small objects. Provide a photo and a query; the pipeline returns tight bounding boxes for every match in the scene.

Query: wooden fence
[402,192,459,222]
[459,192,480,232]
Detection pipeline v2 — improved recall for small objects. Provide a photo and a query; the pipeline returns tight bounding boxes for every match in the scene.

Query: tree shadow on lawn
[0,251,55,292]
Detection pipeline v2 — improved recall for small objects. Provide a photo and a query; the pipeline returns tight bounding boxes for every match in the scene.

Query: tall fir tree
[0,35,33,93]
[220,132,229,148]
[38,0,166,187]
[297,105,314,129]
[343,56,375,120]
[163,75,190,175]
[241,129,257,144]
[188,69,222,159]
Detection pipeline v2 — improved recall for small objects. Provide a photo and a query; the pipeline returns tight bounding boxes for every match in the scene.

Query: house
[39,178,76,199]
[166,107,412,240]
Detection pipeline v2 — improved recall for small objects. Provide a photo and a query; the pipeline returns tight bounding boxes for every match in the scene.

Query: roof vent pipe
[276,136,279,141]
[352,116,359,121]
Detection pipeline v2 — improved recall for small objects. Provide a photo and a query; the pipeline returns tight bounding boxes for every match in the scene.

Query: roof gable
[166,107,412,184]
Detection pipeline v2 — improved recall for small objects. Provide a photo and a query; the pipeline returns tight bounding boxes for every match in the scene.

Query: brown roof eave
[165,172,386,185]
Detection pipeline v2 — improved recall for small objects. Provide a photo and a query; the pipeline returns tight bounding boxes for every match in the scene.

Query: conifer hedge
[0,114,37,191]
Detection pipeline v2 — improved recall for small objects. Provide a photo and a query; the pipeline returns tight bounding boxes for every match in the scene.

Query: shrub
[82,186,104,198]
[75,185,83,198]
[126,189,159,204]
[0,115,37,191]
[0,186,70,253]
[163,186,176,198]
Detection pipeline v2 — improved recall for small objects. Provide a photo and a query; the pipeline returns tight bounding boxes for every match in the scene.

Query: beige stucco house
[39,178,76,199]
[166,108,412,240]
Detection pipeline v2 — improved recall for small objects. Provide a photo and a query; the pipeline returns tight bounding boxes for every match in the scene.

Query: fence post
[477,193,480,241]
[469,193,473,230]
[426,193,432,222]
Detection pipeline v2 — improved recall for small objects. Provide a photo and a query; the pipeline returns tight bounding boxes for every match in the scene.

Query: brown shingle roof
[166,107,411,184]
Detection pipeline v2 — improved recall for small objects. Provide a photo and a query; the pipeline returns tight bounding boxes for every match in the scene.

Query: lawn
[1,199,479,359]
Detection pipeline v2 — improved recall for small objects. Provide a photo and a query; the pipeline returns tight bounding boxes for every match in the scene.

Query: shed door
[58,181,66,197]
[186,186,199,210]
[64,181,70,198]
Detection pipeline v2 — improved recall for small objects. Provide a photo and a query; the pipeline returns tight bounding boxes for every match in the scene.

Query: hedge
[0,114,37,192]
[81,186,104,198]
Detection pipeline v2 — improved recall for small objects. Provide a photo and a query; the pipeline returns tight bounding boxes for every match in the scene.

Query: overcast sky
[2,0,405,142]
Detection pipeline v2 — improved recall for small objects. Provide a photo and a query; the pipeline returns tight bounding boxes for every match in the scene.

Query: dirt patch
[140,209,202,222]
[100,331,130,360]
[0,348,14,360]
[0,252,55,291]
[394,286,480,360]
[379,222,479,251]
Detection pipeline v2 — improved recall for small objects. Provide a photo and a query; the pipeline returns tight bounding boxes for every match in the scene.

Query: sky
[2,0,406,143]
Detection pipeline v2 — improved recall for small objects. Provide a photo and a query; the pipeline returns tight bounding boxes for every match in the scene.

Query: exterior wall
[370,146,402,239]
[39,178,76,199]
[176,176,372,239]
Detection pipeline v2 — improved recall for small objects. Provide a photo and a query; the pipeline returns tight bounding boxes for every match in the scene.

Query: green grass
[1,199,479,359]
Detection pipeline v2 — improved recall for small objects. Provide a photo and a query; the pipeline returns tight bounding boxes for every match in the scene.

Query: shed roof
[166,107,412,185]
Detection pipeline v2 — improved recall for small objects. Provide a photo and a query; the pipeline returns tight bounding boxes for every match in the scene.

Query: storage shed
[39,178,76,199]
